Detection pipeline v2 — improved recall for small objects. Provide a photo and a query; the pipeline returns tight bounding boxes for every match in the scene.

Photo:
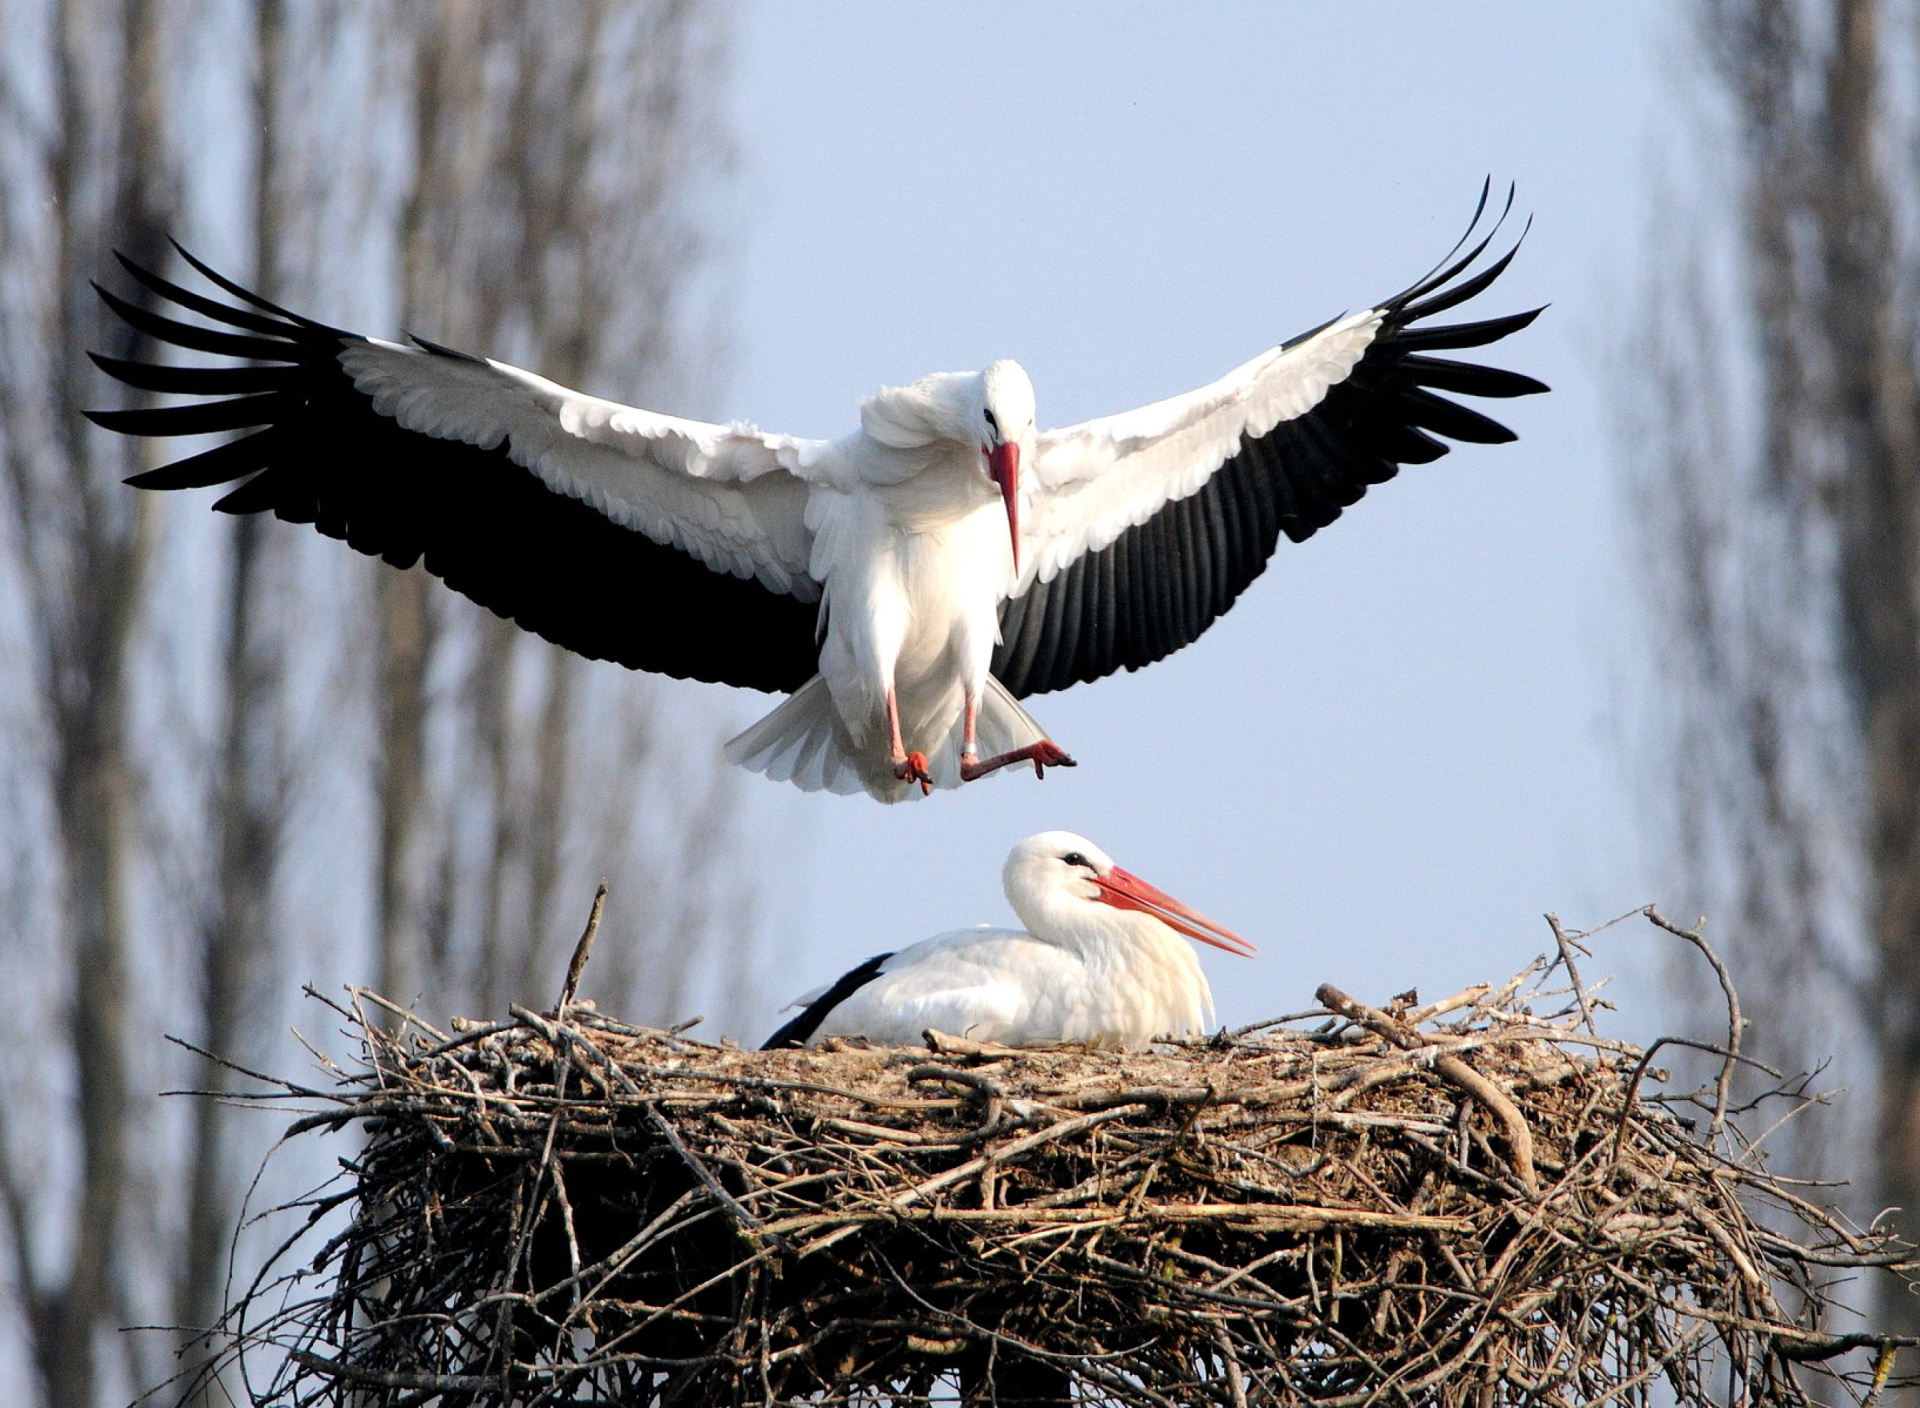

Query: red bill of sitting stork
[762,830,1255,1050]
[87,183,1545,802]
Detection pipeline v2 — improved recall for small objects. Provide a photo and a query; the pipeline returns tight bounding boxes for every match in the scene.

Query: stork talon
[893,751,933,795]
[1030,740,1075,777]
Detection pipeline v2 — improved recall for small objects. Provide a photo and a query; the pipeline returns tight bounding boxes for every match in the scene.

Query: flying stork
[762,830,1253,1050]
[87,186,1545,802]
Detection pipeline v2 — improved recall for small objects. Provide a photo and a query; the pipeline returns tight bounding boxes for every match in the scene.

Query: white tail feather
[724,674,1049,802]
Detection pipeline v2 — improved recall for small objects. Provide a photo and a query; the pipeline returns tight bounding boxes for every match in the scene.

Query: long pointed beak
[989,441,1020,573]
[1092,866,1258,958]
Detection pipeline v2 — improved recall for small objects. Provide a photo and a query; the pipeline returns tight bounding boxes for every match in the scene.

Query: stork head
[1003,830,1257,958]
[974,360,1035,573]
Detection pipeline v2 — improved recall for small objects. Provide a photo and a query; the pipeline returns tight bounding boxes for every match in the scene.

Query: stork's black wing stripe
[1176,492,1208,642]
[994,205,1547,698]
[92,284,290,361]
[1395,386,1515,445]
[1199,479,1233,627]
[1051,551,1085,686]
[1400,354,1546,399]
[1142,510,1174,665]
[1396,307,1542,353]
[1155,504,1184,653]
[87,390,303,439]
[996,585,1037,687]
[1238,436,1281,546]
[170,239,333,328]
[88,252,821,694]
[114,252,293,337]
[87,353,287,397]
[760,952,894,1049]
[124,426,280,490]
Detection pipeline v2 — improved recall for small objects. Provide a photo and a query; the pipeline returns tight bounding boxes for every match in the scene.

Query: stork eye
[983,407,998,432]
[1061,851,1089,869]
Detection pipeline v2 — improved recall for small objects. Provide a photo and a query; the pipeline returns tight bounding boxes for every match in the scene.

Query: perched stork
[88,185,1544,802]
[762,830,1254,1049]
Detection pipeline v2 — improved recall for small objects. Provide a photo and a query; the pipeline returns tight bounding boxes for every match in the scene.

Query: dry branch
[200,914,1917,1406]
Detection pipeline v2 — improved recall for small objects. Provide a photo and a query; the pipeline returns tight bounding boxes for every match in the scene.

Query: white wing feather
[340,340,828,599]
[1021,310,1383,590]
[811,928,1072,1046]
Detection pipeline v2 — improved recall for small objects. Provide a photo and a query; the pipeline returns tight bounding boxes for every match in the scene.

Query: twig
[1612,1036,1784,1164]
[1544,913,1597,1035]
[1400,984,1492,1027]
[644,1104,793,1257]
[556,880,609,1013]
[1316,983,1539,1195]
[1643,905,1745,1137]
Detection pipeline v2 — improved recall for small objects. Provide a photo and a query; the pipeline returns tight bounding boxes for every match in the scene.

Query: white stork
[88,185,1544,802]
[761,830,1254,1050]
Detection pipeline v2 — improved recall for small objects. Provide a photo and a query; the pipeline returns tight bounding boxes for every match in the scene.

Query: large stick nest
[213,909,1915,1407]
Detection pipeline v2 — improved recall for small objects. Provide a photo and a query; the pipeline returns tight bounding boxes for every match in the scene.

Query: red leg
[886,687,931,794]
[960,738,1076,782]
[959,689,981,769]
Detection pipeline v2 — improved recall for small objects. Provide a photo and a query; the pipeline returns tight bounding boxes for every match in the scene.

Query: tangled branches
[205,908,1915,1406]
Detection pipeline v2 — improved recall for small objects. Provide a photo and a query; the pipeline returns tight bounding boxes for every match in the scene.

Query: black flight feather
[761,952,894,1049]
[993,196,1547,698]
[88,250,821,695]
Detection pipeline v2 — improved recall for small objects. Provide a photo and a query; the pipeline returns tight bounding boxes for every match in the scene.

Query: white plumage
[91,189,1544,803]
[762,831,1256,1050]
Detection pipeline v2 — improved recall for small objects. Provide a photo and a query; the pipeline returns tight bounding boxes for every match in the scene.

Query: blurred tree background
[0,1,755,1404]
[1630,0,1920,1371]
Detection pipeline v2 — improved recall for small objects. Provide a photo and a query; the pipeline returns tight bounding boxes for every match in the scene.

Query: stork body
[88,187,1545,802]
[763,831,1255,1049]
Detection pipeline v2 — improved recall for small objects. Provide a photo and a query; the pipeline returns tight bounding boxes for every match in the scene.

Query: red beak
[989,441,1020,573]
[1092,866,1257,958]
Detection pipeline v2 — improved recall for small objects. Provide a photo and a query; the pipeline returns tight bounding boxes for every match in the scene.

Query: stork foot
[960,739,1077,782]
[893,751,933,795]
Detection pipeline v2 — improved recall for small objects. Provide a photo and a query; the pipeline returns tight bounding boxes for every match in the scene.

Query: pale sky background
[714,2,1673,1040]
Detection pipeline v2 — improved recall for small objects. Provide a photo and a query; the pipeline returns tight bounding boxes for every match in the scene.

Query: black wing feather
[761,952,894,1049]
[994,197,1547,698]
[87,390,303,439]
[88,253,820,694]
[92,283,290,361]
[113,252,296,337]
[1396,307,1542,353]
[124,427,278,490]
[87,352,286,397]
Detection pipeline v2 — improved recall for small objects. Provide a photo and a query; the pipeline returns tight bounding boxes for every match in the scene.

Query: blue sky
[714,3,1670,1036]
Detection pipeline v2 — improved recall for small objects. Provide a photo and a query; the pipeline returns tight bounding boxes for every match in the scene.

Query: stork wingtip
[407,330,485,363]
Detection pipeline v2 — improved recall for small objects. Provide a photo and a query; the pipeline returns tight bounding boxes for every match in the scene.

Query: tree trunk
[173,0,291,1371]
[1640,0,1920,1379]
[1812,0,1920,1357]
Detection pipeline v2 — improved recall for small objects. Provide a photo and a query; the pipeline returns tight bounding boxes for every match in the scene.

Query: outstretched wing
[995,187,1547,697]
[87,248,824,693]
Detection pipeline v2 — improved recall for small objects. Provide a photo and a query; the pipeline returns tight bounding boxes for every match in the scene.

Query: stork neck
[869,445,999,527]
[1013,886,1154,966]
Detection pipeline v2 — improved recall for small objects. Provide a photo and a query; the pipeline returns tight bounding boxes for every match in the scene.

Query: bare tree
[1630,0,1920,1358]
[0,3,750,1404]
[171,0,297,1369]
[369,0,756,1028]
[0,2,176,1402]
